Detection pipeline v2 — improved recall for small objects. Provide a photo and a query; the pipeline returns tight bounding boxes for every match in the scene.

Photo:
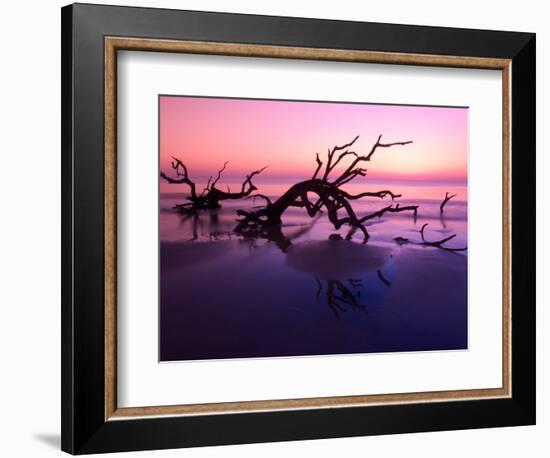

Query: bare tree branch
[331,135,412,186]
[366,134,413,161]
[210,161,229,189]
[440,191,457,213]
[322,135,360,180]
[358,203,418,223]
[395,223,467,252]
[160,156,197,199]
[339,189,402,201]
[312,153,323,179]
[247,193,273,207]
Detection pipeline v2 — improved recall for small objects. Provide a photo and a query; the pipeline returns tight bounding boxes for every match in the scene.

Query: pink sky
[160,96,467,192]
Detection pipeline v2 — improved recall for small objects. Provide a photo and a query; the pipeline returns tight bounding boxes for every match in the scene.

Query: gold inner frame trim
[104,36,512,421]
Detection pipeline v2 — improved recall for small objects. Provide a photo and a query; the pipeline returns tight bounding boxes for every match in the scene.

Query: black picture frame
[61,3,535,454]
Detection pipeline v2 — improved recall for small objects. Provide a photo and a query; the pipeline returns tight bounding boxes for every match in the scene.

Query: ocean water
[159,180,468,361]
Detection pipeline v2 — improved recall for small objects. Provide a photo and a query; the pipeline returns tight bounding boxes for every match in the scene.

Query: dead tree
[161,157,267,213]
[394,223,467,252]
[440,191,457,213]
[235,135,418,242]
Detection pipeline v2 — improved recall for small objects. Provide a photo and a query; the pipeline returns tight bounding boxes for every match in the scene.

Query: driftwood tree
[161,157,267,213]
[235,135,418,242]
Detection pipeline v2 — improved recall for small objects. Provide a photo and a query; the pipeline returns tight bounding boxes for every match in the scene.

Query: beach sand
[160,229,467,361]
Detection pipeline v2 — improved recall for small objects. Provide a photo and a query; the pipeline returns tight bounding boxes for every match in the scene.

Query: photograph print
[159,95,468,362]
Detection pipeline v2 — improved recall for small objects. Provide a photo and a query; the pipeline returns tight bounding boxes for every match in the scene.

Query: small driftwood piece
[394,223,467,252]
[440,191,457,214]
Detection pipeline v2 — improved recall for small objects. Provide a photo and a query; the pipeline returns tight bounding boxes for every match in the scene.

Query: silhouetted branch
[395,223,467,252]
[332,134,412,186]
[366,134,413,161]
[358,203,418,223]
[322,135,360,180]
[340,189,402,201]
[311,153,323,179]
[248,194,273,207]
[210,161,228,189]
[160,156,197,199]
[440,191,457,213]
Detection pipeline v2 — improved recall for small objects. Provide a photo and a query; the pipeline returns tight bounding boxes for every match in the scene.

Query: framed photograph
[61,3,536,454]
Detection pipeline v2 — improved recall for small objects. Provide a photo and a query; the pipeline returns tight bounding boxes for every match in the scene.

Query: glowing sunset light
[160,95,467,192]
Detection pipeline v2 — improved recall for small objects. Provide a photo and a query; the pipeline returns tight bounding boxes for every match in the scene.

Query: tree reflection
[243,225,394,318]
[315,277,368,318]
[168,207,393,318]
